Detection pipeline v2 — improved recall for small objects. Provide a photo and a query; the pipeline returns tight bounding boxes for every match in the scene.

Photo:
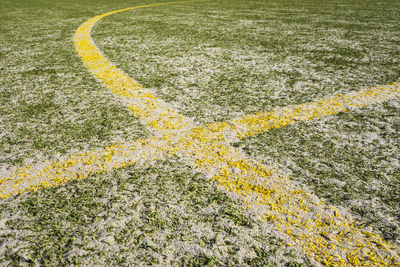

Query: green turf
[93,0,400,245]
[235,100,400,245]
[0,0,152,167]
[1,0,399,264]
[0,159,310,265]
[93,0,400,124]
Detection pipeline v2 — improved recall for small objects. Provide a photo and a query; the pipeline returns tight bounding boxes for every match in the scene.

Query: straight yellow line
[2,121,399,265]
[72,4,400,263]
[0,138,168,199]
[204,82,400,140]
[2,1,399,265]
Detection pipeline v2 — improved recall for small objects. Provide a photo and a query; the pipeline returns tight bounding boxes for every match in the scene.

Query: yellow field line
[1,1,399,265]
[3,120,399,265]
[0,138,169,198]
[204,82,400,140]
[73,1,195,135]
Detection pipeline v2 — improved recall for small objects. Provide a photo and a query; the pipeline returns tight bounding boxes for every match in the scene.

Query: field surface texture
[1,0,400,265]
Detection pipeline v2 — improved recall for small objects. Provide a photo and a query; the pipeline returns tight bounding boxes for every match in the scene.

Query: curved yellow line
[71,4,400,263]
[72,0,400,142]
[1,1,399,265]
[73,1,196,134]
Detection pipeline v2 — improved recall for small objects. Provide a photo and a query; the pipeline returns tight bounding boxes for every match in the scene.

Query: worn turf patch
[0,159,309,266]
[93,0,400,124]
[1,0,399,265]
[0,0,150,168]
[236,98,400,247]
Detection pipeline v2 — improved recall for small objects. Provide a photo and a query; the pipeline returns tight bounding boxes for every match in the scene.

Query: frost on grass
[0,159,310,266]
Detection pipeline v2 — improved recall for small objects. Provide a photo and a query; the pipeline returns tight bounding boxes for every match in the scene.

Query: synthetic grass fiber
[0,2,398,264]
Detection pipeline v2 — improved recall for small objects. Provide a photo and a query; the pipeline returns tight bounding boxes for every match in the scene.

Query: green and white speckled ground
[1,0,399,265]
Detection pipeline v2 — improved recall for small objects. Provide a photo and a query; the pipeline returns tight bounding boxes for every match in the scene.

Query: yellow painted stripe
[211,158,400,266]
[73,1,196,134]
[1,1,399,265]
[72,6,400,263]
[0,138,168,199]
[2,121,399,265]
[204,82,400,139]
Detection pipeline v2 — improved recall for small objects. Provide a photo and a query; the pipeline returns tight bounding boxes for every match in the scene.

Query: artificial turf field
[0,0,399,265]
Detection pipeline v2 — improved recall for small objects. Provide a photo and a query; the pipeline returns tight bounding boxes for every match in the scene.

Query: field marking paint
[73,1,195,136]
[205,82,400,140]
[0,138,169,198]
[1,1,399,265]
